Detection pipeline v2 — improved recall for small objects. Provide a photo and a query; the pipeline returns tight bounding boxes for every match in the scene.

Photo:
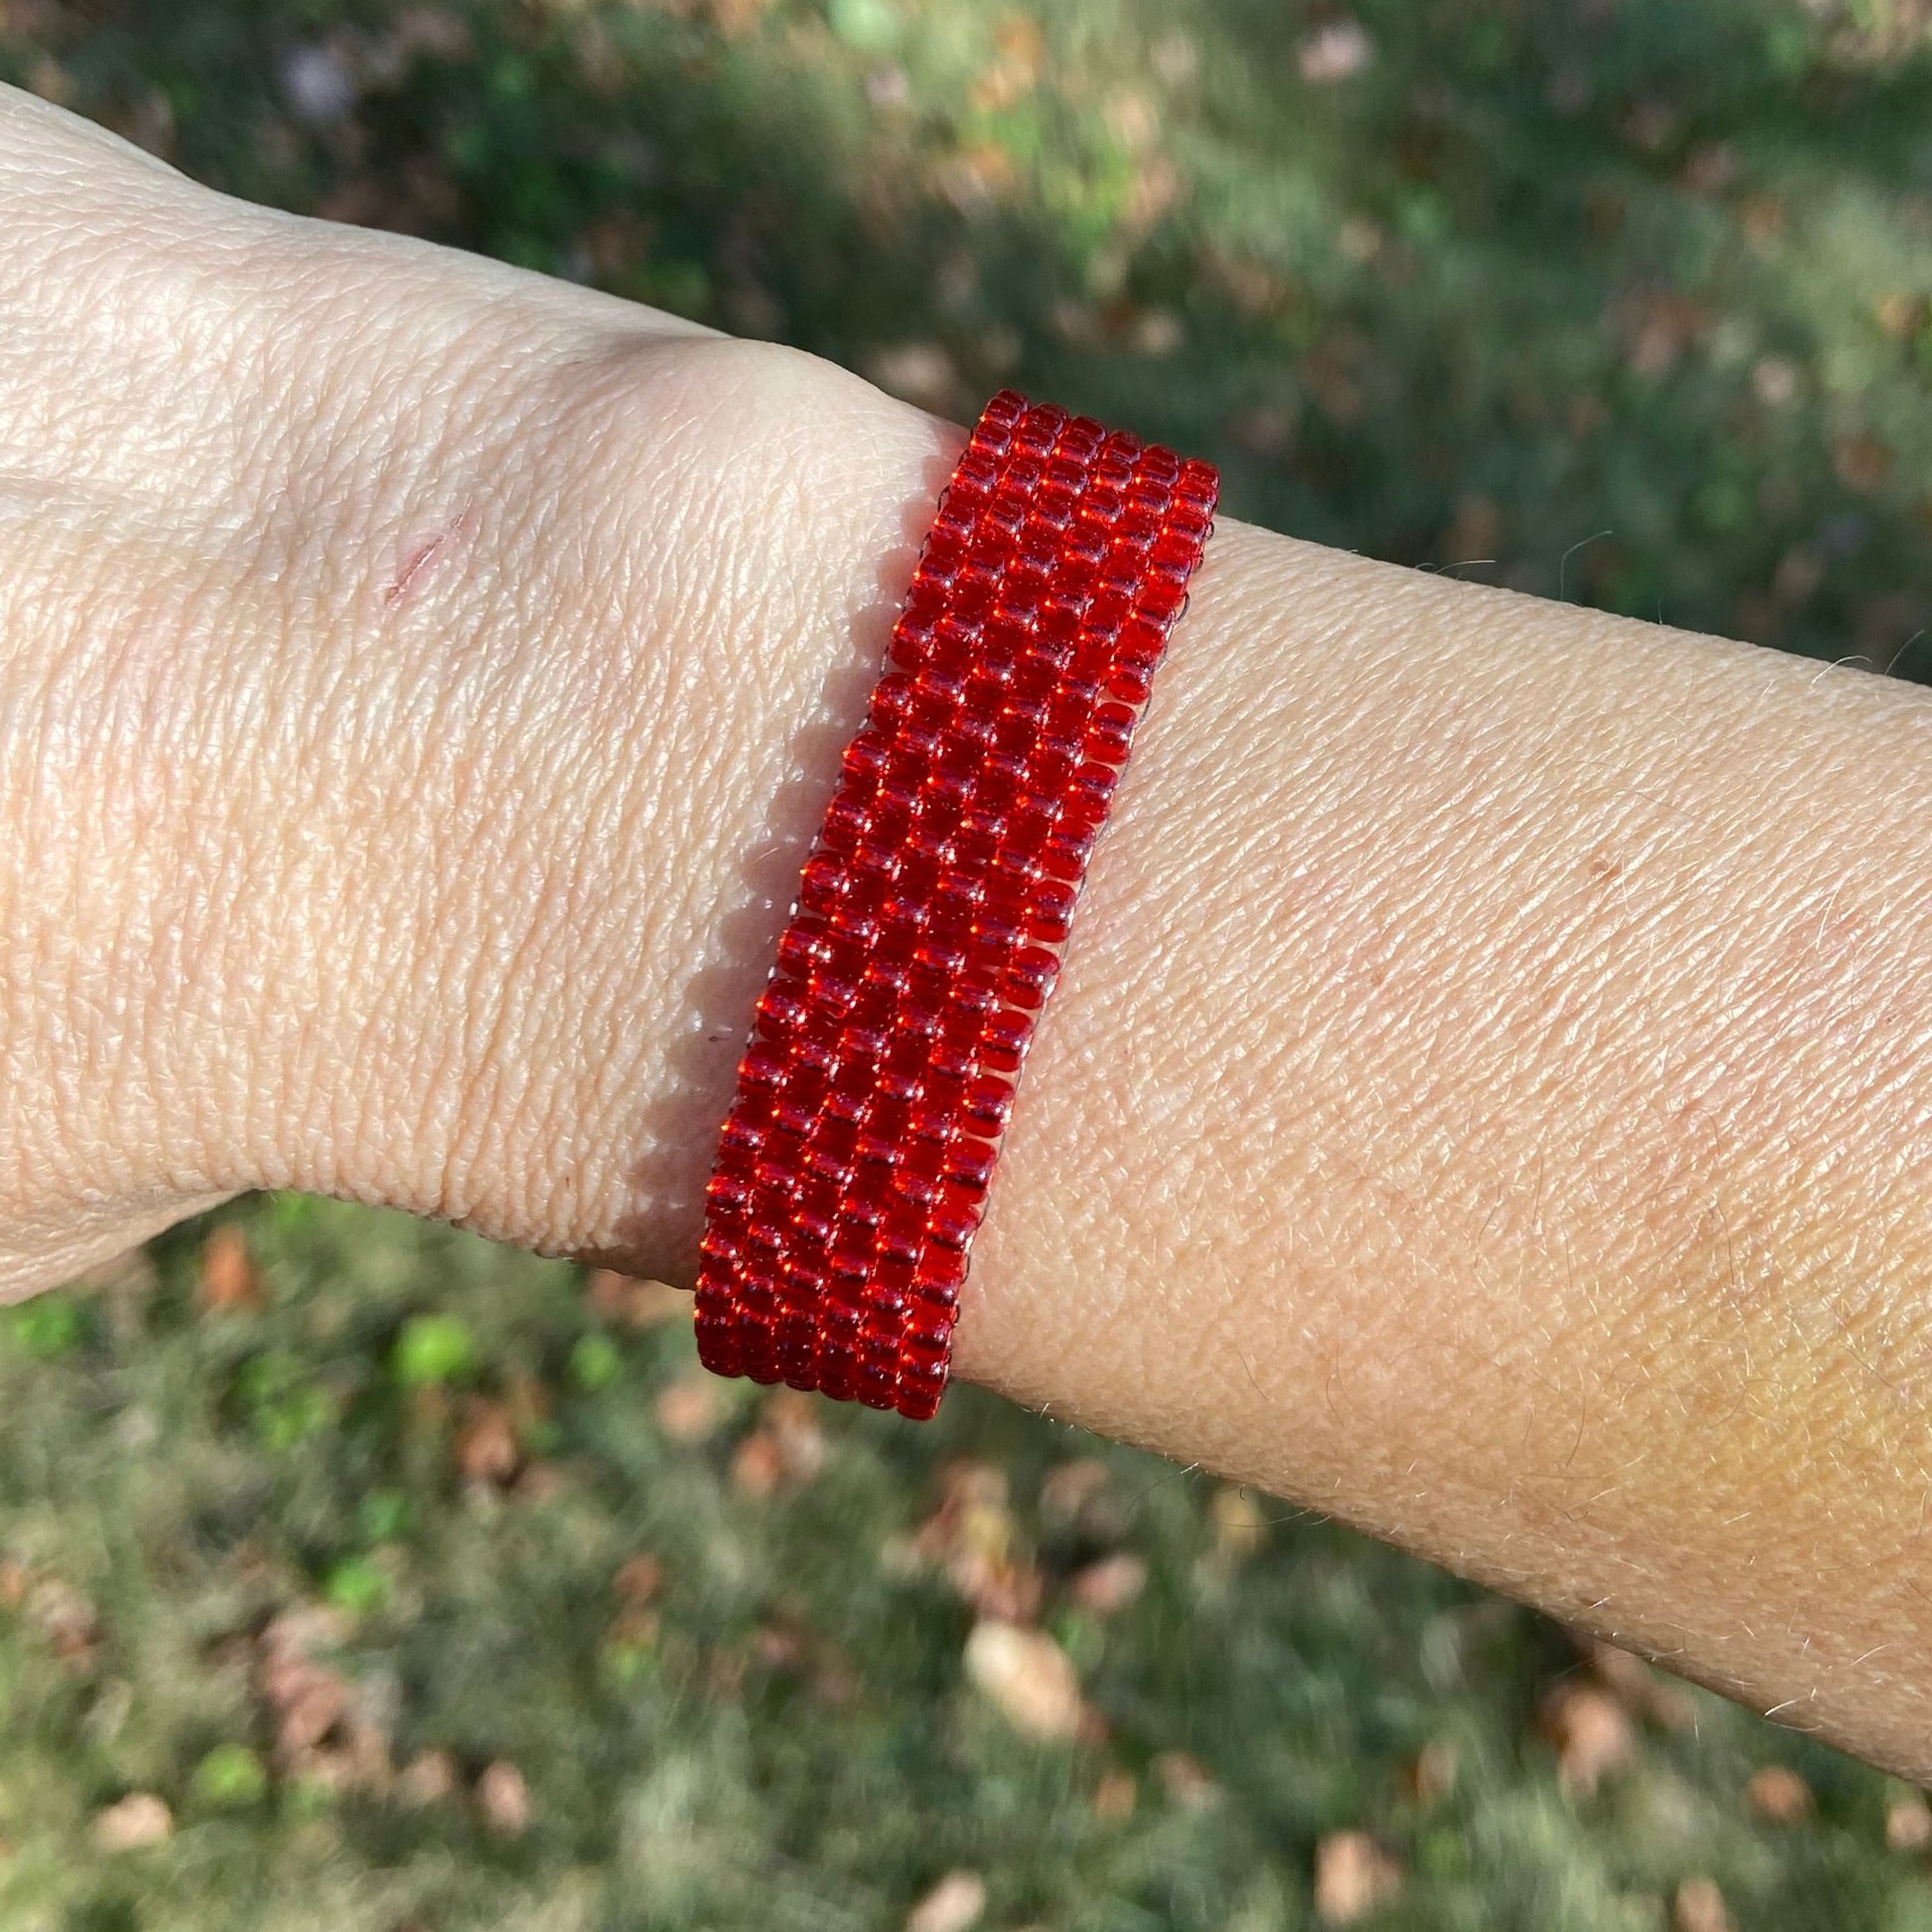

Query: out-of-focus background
[2,2,1931,1926]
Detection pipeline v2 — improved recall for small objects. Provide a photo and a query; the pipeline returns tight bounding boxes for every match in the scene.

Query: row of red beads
[693,390,1219,1419]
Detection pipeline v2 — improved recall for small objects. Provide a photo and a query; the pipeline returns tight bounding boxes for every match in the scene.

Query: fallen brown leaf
[1834,433,1895,494]
[1681,143,1737,196]
[755,1623,804,1670]
[1539,1682,1636,1796]
[477,1759,531,1837]
[91,1793,173,1853]
[912,1462,1041,1623]
[25,1577,99,1673]
[584,1271,688,1328]
[731,1431,785,1497]
[1438,495,1503,568]
[1673,1875,1733,1932]
[1069,1553,1147,1617]
[1875,292,1929,341]
[1739,194,1785,249]
[1406,1737,1459,1808]
[1747,1764,1814,1824]
[1886,1790,1932,1852]
[397,1748,457,1807]
[455,1398,519,1488]
[1587,1640,1697,1730]
[1298,18,1375,84]
[933,143,1018,212]
[258,1605,390,1794]
[199,1224,262,1312]
[513,1460,565,1504]
[963,1621,1084,1740]
[614,1555,662,1605]
[904,1869,987,1932]
[1622,287,1711,378]
[1753,356,1801,408]
[1037,1458,1111,1531]
[1151,27,1198,86]
[1313,1831,1403,1924]
[706,0,770,34]
[764,1390,828,1482]
[862,342,961,415]
[730,1391,829,1497]
[653,1374,723,1444]
[1152,1749,1220,1810]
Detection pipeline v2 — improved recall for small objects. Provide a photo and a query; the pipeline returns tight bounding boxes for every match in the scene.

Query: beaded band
[694,391,1219,1419]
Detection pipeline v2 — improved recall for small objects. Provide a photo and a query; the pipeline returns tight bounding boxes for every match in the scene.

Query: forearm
[971,522,1932,1775]
[8,89,1932,1779]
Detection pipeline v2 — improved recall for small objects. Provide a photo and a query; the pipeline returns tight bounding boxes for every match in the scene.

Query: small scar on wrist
[382,509,474,607]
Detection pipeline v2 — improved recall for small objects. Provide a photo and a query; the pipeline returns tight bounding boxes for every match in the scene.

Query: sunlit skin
[6,85,1932,1776]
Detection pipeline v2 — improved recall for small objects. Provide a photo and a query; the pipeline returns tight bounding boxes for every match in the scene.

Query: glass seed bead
[1175,457,1217,501]
[1151,528,1200,573]
[1128,568,1184,624]
[1059,420,1106,462]
[798,852,851,913]
[1004,803,1058,852]
[895,1376,944,1423]
[962,1077,1013,1133]
[941,1139,997,1190]
[819,797,870,853]
[1073,760,1119,808]
[899,1328,951,1375]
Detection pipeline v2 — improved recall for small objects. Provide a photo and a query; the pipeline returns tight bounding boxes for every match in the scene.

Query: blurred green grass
[3,1,1932,1926]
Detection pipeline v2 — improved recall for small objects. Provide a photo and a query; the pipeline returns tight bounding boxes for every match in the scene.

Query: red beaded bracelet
[693,390,1219,1419]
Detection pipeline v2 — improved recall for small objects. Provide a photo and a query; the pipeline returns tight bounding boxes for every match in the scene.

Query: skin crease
[7,87,1932,1775]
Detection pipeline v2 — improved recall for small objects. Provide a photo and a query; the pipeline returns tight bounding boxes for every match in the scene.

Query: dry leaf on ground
[1587,1639,1697,1730]
[1313,1831,1402,1924]
[910,1462,1041,1622]
[1406,1738,1458,1807]
[1152,1749,1220,1810]
[397,1749,457,1807]
[653,1373,723,1443]
[963,1620,1084,1740]
[92,1793,172,1852]
[1037,1458,1111,1530]
[1886,1790,1932,1852]
[614,1555,662,1605]
[1299,19,1374,84]
[1539,1682,1636,1796]
[904,1870,987,1932]
[26,1577,99,1673]
[455,1398,520,1488]
[1673,1875,1733,1932]
[199,1224,262,1312]
[1747,1764,1814,1824]
[585,1272,688,1328]
[478,1759,531,1836]
[1069,1553,1147,1617]
[258,1605,391,1793]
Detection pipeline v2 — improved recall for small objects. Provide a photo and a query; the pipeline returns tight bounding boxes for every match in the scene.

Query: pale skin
[6,86,1932,1777]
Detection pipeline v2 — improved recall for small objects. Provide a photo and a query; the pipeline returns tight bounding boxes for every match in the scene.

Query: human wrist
[0,86,957,1286]
[215,331,955,1277]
